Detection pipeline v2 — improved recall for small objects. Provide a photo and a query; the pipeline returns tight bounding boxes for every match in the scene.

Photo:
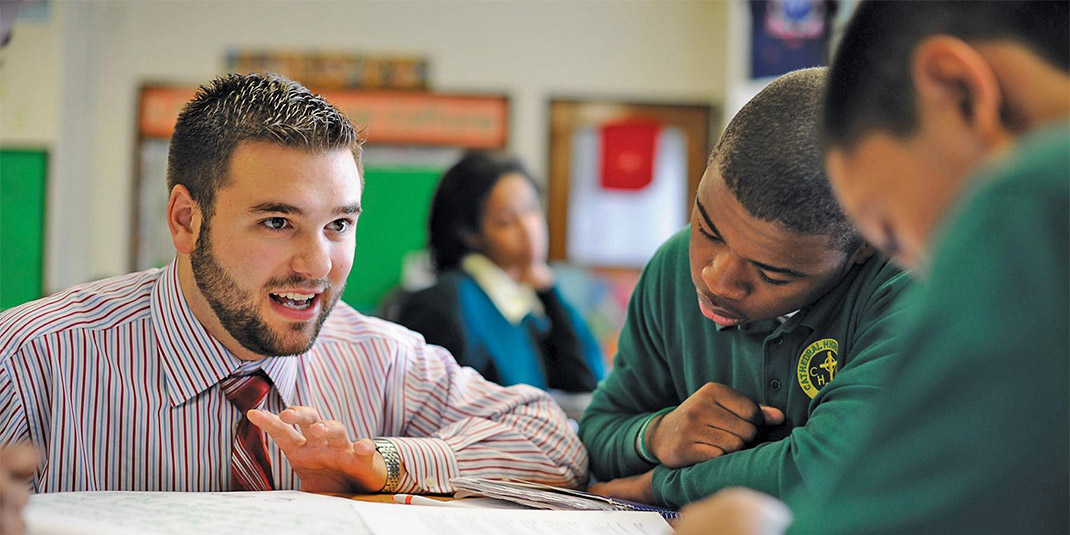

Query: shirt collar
[461,253,543,325]
[150,260,298,407]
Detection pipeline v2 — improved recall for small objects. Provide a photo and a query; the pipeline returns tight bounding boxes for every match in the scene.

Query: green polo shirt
[789,125,1069,534]
[579,228,912,508]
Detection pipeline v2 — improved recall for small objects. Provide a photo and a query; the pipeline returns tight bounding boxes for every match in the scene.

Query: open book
[451,477,680,521]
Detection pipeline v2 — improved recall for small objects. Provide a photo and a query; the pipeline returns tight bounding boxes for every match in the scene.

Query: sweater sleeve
[651,268,913,507]
[578,239,682,480]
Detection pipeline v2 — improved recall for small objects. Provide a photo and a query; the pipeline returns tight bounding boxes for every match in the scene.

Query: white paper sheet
[25,491,674,535]
[25,490,371,535]
[351,500,675,535]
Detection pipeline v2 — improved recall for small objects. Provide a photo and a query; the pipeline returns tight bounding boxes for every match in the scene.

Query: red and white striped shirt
[0,261,587,493]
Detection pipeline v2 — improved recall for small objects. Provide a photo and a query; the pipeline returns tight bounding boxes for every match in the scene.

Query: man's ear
[846,241,876,267]
[168,185,201,255]
[912,36,1007,147]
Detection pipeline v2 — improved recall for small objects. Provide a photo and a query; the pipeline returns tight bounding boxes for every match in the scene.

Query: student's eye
[261,217,290,230]
[757,270,790,286]
[697,225,723,243]
[327,219,353,233]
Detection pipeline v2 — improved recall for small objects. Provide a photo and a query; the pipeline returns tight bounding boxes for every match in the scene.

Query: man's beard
[189,221,341,357]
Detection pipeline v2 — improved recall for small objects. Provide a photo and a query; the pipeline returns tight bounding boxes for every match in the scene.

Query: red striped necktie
[222,371,276,491]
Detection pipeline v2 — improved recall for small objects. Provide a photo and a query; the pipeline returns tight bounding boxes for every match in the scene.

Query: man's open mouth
[270,292,316,310]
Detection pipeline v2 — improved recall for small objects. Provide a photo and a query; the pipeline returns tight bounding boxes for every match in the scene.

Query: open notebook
[451,477,680,521]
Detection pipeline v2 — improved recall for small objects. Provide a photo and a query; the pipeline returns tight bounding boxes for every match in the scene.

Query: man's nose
[702,252,750,301]
[291,234,332,280]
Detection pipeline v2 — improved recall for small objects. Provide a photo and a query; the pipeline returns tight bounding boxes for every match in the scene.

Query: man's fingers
[686,442,727,463]
[699,383,764,424]
[354,438,376,456]
[278,405,326,438]
[698,426,747,454]
[313,420,353,450]
[247,409,307,449]
[760,405,786,426]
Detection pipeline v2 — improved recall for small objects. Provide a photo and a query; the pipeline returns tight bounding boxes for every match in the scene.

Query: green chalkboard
[342,166,442,312]
[0,149,47,310]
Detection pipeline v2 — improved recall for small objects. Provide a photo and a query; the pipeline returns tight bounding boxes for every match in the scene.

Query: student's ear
[168,185,201,255]
[912,36,1008,148]
[846,242,876,266]
[461,229,483,252]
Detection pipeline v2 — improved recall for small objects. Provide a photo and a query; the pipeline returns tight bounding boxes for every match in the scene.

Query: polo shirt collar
[794,259,866,332]
[151,260,298,407]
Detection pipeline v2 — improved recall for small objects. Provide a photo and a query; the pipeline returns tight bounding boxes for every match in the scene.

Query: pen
[393,494,459,507]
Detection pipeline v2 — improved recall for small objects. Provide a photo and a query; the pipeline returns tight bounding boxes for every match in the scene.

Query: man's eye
[697,225,723,243]
[757,270,790,286]
[328,219,352,233]
[262,217,288,230]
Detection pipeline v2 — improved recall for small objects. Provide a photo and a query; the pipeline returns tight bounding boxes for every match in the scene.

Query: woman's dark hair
[428,151,541,272]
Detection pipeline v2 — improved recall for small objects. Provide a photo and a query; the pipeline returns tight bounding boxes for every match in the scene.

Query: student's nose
[291,233,332,280]
[702,252,750,301]
[520,212,543,244]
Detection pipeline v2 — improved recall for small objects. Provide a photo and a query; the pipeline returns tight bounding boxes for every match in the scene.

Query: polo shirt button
[769,379,782,391]
[774,337,783,345]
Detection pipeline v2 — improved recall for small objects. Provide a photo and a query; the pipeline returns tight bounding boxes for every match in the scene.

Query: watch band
[372,438,402,493]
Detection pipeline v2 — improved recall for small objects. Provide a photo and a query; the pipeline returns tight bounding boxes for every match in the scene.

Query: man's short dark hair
[713,67,860,252]
[167,72,362,219]
[823,0,1069,150]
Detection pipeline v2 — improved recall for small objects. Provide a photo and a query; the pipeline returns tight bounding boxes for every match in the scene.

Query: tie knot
[222,372,272,413]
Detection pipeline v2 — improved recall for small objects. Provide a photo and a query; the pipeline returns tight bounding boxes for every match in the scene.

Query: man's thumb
[759,405,786,425]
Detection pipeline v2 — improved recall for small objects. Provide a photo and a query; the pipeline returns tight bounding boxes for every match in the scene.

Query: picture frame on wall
[547,98,717,269]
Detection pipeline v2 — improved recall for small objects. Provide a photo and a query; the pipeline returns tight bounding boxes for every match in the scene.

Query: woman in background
[396,151,604,392]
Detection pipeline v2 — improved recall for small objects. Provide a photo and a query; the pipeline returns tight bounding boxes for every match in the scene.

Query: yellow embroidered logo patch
[796,338,839,398]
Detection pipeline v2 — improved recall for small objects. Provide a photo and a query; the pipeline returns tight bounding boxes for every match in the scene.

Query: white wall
[1,0,729,293]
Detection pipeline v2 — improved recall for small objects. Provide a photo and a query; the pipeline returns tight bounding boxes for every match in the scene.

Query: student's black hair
[428,151,541,272]
[713,67,860,252]
[823,0,1069,150]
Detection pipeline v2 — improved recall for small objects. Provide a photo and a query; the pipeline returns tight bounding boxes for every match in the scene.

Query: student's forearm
[579,409,657,480]
[652,439,793,508]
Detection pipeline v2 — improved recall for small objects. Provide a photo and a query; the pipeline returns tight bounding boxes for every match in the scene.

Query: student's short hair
[712,67,860,252]
[428,151,540,272]
[823,0,1069,150]
[167,72,362,219]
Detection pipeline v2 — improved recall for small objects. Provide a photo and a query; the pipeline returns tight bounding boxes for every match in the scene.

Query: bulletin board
[132,85,509,312]
[0,149,47,310]
[547,98,717,268]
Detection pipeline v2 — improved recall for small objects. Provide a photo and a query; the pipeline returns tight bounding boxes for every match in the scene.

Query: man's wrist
[635,407,675,464]
[372,438,401,493]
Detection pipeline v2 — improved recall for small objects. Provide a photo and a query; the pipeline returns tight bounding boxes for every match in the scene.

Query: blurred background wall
[1,0,733,291]
[2,0,848,361]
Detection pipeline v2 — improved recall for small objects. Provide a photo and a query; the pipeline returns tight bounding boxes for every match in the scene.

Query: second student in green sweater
[580,67,912,509]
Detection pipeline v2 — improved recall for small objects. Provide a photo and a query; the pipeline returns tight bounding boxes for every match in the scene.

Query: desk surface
[329,493,454,504]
